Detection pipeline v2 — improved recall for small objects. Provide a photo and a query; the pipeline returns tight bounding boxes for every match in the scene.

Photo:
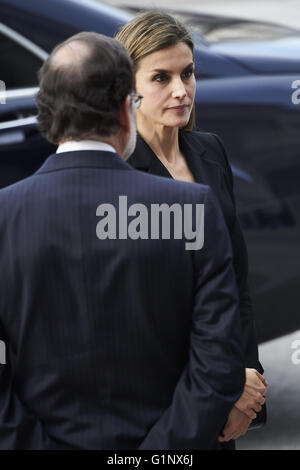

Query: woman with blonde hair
[116,11,267,449]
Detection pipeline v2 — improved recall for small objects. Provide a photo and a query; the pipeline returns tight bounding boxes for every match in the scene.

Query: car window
[0,30,43,89]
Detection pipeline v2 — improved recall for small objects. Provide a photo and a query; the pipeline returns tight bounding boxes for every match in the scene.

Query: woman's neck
[137,119,181,167]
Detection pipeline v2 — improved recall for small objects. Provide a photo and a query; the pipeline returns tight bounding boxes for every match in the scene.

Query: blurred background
[107,0,300,29]
[0,0,299,450]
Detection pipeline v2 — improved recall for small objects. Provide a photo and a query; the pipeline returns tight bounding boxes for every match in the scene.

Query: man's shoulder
[0,174,37,201]
[0,176,39,230]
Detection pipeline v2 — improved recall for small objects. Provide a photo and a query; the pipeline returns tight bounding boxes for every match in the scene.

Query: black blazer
[128,131,263,373]
[0,150,245,449]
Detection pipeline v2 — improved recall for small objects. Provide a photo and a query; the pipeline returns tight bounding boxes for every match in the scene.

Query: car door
[0,22,55,189]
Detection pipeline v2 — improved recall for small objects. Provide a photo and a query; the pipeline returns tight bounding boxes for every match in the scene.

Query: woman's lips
[168,105,189,112]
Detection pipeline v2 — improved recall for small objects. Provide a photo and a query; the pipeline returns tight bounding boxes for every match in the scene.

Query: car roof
[0,0,133,51]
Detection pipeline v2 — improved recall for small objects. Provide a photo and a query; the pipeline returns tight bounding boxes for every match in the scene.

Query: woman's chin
[164,116,190,129]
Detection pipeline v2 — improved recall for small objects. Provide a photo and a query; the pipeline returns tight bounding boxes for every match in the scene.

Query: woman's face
[135,41,196,129]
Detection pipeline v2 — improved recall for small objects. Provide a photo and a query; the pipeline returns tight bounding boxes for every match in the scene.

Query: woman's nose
[171,79,187,99]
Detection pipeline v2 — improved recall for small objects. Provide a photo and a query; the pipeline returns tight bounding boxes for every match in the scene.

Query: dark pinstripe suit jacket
[0,149,245,449]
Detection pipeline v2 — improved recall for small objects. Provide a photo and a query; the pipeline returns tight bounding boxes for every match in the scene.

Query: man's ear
[119,95,132,134]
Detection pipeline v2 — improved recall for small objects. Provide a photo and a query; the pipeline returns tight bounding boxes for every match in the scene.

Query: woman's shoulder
[180,130,230,171]
[181,129,225,154]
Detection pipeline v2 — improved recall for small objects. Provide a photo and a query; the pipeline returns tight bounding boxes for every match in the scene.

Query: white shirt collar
[56,140,117,154]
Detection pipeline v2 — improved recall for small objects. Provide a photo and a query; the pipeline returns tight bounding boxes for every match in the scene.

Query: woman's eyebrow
[150,62,194,73]
[150,68,170,73]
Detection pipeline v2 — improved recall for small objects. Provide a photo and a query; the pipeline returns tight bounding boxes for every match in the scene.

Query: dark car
[1,0,300,342]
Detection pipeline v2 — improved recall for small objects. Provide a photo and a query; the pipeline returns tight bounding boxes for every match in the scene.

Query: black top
[128,130,263,373]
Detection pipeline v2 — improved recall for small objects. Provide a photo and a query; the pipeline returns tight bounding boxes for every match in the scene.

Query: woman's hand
[218,406,252,442]
[234,368,268,419]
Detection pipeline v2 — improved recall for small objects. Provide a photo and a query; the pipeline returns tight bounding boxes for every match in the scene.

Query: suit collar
[56,140,116,154]
[130,131,207,181]
[35,150,133,175]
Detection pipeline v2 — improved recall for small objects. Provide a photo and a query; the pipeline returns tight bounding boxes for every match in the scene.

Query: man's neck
[58,134,124,156]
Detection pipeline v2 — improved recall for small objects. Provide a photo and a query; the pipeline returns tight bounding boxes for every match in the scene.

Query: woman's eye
[153,74,168,83]
[182,69,194,79]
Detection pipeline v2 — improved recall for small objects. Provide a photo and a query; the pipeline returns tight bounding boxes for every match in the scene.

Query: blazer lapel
[129,132,207,183]
[178,131,207,185]
[130,135,172,179]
